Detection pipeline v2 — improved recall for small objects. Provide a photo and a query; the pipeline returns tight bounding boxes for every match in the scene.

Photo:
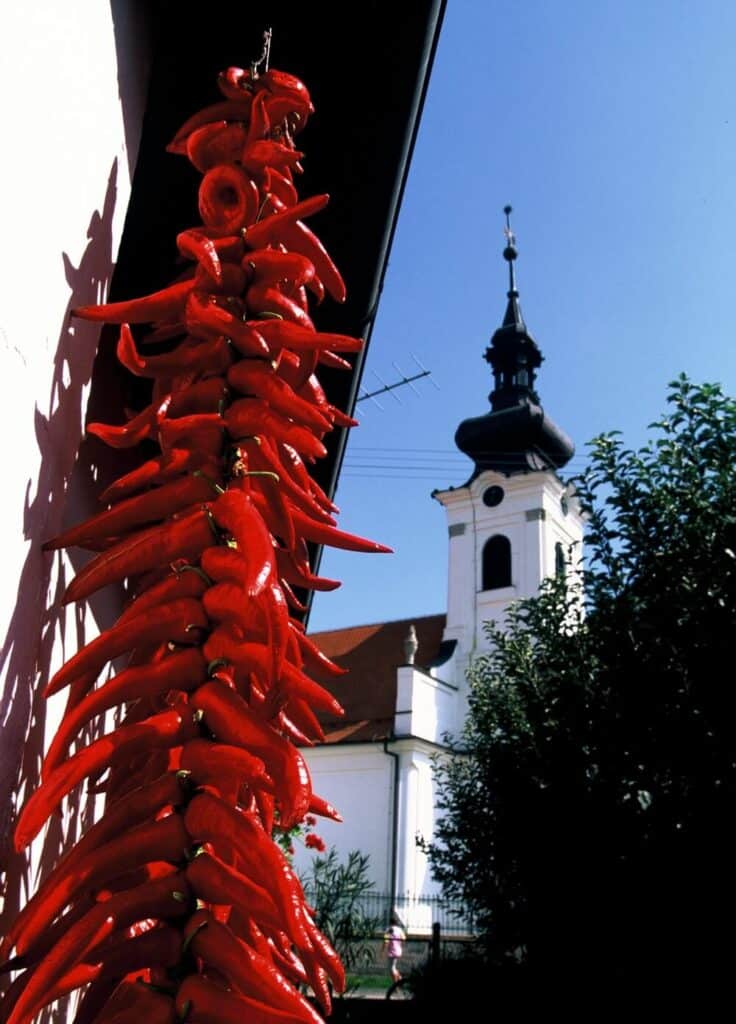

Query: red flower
[305,814,317,827]
[305,833,326,852]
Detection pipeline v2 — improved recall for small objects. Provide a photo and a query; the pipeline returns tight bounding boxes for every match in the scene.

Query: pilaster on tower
[432,207,584,707]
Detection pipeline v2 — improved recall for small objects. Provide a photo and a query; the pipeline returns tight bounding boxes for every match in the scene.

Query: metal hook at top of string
[250,27,273,79]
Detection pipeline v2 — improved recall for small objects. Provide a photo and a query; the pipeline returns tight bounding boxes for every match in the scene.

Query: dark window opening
[482,535,511,590]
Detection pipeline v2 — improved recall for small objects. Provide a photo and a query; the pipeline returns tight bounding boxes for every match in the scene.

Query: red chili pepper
[261,167,299,208]
[283,696,326,744]
[44,598,208,697]
[86,396,171,450]
[99,449,217,505]
[296,946,332,1016]
[260,68,314,116]
[179,738,273,795]
[217,66,254,101]
[289,623,347,677]
[116,323,235,380]
[42,648,209,778]
[237,436,334,523]
[190,681,311,827]
[184,793,309,946]
[209,486,277,578]
[48,927,182,1008]
[201,633,343,718]
[276,710,314,747]
[226,398,327,459]
[44,475,219,551]
[4,915,117,1024]
[261,195,345,306]
[62,507,217,605]
[185,849,282,934]
[245,477,296,550]
[18,873,191,1024]
[13,814,189,958]
[277,442,338,513]
[0,773,187,965]
[318,348,353,370]
[198,163,259,234]
[184,291,269,357]
[94,983,178,1024]
[185,120,248,173]
[245,249,316,291]
[227,361,332,433]
[245,282,314,330]
[302,910,346,994]
[118,566,211,624]
[167,98,254,154]
[242,194,329,249]
[157,413,225,457]
[242,139,304,176]
[307,792,343,823]
[289,503,393,553]
[202,579,259,631]
[193,262,248,298]
[177,229,223,284]
[174,972,301,1024]
[59,974,119,1024]
[200,544,273,598]
[249,316,362,353]
[14,706,199,851]
[278,578,308,613]
[183,911,322,1024]
[275,546,341,593]
[73,279,193,325]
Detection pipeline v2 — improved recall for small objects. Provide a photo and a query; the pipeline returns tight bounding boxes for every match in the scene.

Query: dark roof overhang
[85,2,447,622]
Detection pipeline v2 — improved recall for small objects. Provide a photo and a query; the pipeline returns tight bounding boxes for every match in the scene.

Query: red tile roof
[306,614,446,744]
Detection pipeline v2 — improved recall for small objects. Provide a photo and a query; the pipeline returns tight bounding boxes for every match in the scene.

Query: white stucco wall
[294,744,395,893]
[394,664,457,745]
[393,742,443,907]
[434,468,584,693]
[0,0,151,928]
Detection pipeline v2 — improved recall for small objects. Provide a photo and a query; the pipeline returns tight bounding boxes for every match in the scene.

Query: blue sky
[308,0,736,632]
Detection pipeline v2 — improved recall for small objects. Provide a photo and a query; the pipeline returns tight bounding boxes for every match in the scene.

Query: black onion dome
[455,207,574,479]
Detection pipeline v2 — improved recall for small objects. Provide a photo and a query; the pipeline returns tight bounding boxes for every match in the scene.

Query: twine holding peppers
[1,57,389,1024]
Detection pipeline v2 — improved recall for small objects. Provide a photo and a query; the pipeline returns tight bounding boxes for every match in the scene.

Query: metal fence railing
[303,889,476,939]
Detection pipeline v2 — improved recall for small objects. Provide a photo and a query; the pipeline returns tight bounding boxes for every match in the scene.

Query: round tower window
[483,485,504,508]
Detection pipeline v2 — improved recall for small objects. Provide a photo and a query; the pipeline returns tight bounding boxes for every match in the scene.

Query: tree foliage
[426,377,736,997]
[300,848,381,976]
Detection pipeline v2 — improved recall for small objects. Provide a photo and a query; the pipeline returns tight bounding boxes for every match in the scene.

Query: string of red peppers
[1,60,390,1024]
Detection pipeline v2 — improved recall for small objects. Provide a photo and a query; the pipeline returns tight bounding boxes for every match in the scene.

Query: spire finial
[403,624,418,665]
[503,204,517,295]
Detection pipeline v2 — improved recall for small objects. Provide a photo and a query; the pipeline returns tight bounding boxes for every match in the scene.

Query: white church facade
[295,213,585,930]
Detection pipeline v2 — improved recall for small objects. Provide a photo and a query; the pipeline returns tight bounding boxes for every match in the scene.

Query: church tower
[433,208,584,710]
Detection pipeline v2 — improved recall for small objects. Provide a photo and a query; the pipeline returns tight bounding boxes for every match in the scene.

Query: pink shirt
[385,925,404,957]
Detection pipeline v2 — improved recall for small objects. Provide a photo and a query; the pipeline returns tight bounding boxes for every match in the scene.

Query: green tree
[300,848,381,979]
[426,377,736,1000]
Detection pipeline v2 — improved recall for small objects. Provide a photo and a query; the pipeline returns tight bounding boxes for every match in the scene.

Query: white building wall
[434,467,585,704]
[393,742,443,908]
[293,745,395,893]
[394,665,457,744]
[0,0,151,928]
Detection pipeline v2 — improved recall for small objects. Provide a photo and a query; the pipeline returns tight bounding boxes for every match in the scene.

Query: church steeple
[455,207,574,478]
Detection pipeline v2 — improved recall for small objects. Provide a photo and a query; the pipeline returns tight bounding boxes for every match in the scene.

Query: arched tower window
[482,535,511,590]
[555,541,566,577]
